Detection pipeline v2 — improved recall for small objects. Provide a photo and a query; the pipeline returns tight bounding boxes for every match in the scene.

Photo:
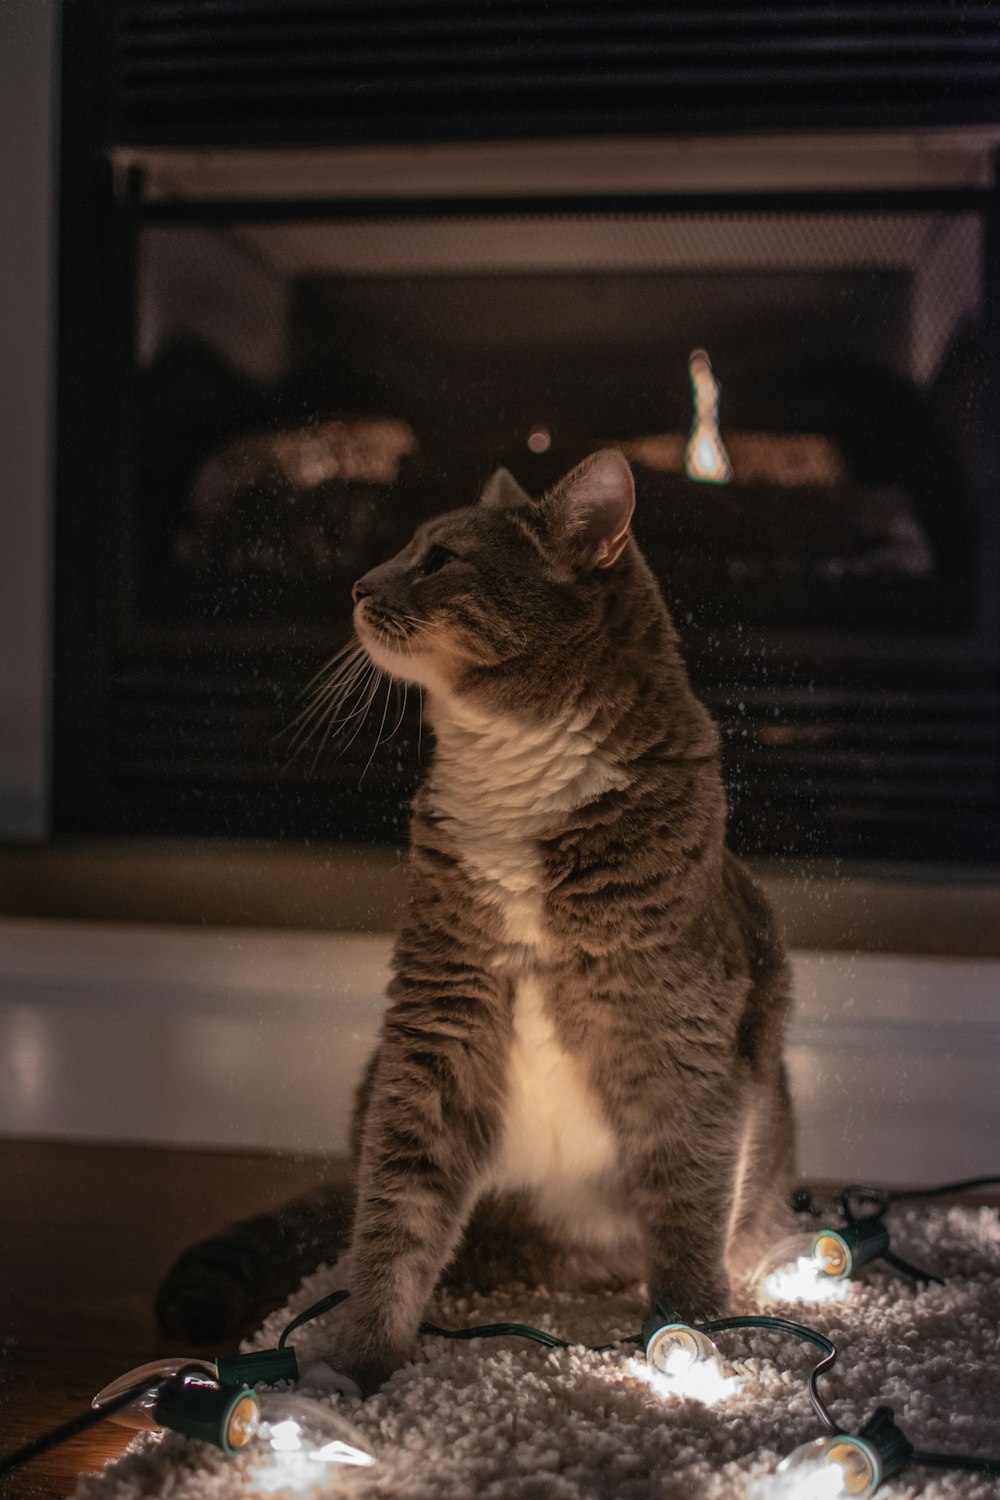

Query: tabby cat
[157,449,794,1391]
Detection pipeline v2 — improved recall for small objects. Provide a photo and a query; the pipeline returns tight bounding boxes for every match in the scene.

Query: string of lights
[0,1295,839,1478]
[2,1174,997,1493]
[750,1174,1000,1494]
[423,1293,1000,1493]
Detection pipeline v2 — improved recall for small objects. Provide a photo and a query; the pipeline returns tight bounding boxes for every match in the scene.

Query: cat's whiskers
[323,657,382,726]
[311,662,385,774]
[389,611,433,649]
[302,636,362,688]
[279,636,390,776]
[282,607,429,778]
[295,644,367,717]
[309,651,373,716]
[322,661,382,732]
[358,673,395,783]
[334,667,387,762]
[284,641,367,725]
[283,648,371,755]
[384,680,409,745]
[277,642,364,743]
[375,618,419,652]
[286,672,364,749]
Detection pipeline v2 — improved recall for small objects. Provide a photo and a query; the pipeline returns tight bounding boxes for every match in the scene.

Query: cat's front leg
[630,1114,741,1326]
[334,977,508,1393]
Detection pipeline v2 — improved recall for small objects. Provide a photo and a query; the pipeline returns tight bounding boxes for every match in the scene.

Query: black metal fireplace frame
[52,0,1000,860]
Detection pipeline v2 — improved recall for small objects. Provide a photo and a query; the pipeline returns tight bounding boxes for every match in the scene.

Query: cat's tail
[155,1182,354,1343]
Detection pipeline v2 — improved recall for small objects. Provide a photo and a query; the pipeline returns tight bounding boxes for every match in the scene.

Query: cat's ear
[479,467,532,511]
[543,449,635,570]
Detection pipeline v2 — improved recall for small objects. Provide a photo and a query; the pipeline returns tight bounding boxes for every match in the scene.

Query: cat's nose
[352,578,372,605]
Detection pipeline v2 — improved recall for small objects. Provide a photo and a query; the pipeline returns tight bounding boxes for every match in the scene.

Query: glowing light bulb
[253,1392,375,1494]
[747,1436,882,1499]
[636,1314,741,1405]
[754,1237,853,1306]
[754,1221,890,1306]
[269,1418,304,1452]
[685,348,733,484]
[646,1321,724,1378]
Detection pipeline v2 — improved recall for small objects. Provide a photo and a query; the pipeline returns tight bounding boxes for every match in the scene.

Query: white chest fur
[489,969,641,1253]
[492,974,623,1227]
[425,694,635,1247]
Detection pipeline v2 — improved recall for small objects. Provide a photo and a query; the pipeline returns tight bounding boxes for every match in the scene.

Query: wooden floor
[0,1139,349,1499]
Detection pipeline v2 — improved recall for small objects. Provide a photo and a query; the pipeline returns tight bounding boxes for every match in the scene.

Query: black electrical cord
[911,1449,1000,1477]
[278,1287,351,1349]
[275,1288,634,1358]
[275,1288,636,1357]
[883,1175,1000,1205]
[878,1247,943,1285]
[699,1316,840,1435]
[837,1178,981,1283]
[793,1174,1000,1224]
[419,1318,634,1352]
[0,1367,206,1480]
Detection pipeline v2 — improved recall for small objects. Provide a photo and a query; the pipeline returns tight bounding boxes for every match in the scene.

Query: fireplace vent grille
[111,1,1000,145]
[100,656,999,860]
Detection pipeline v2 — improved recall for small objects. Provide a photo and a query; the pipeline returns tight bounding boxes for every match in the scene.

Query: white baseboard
[0,918,997,1184]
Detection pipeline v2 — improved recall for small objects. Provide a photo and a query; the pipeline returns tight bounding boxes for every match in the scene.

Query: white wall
[0,918,997,1185]
[0,1,57,839]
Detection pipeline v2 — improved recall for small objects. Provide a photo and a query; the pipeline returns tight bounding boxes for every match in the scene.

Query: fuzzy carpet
[75,1207,1000,1500]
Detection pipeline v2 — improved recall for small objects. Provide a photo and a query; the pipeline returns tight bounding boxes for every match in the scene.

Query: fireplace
[54,6,1000,864]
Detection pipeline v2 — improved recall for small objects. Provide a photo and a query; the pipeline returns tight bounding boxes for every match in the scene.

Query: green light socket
[215,1347,299,1387]
[814,1218,891,1278]
[858,1403,914,1480]
[153,1381,260,1454]
[641,1306,686,1352]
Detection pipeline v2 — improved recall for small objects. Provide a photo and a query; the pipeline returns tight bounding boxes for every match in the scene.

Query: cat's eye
[416,543,457,577]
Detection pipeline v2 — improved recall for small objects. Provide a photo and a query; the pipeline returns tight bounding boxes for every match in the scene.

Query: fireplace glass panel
[100,205,998,858]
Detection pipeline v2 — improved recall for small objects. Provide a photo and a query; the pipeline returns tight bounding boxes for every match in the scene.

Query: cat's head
[351,449,653,712]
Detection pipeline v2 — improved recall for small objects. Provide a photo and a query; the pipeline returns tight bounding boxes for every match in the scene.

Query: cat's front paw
[329,1327,416,1397]
[336,1350,408,1398]
[650,1276,729,1328]
[297,1361,364,1400]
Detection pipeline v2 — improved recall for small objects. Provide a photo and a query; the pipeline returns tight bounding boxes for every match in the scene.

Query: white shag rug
[75,1208,1000,1500]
